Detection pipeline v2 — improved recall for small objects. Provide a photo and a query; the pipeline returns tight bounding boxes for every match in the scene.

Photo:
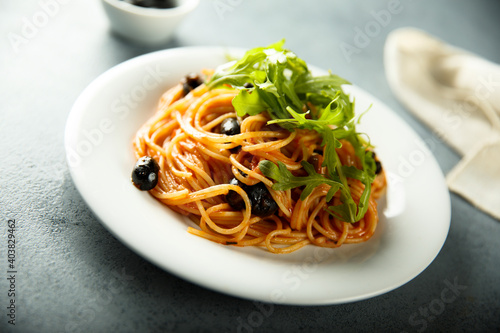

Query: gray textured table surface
[1,0,499,332]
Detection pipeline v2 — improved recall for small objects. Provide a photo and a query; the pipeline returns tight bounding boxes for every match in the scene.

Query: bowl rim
[102,0,199,17]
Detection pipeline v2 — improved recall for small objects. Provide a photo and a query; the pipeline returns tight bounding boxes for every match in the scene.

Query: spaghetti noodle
[132,76,386,254]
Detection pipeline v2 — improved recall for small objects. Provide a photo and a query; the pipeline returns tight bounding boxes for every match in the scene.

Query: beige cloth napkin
[384,27,500,220]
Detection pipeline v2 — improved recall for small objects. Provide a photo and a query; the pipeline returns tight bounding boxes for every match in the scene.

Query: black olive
[371,151,382,174]
[307,154,322,172]
[225,178,248,210]
[221,118,241,152]
[375,161,382,175]
[243,82,254,89]
[123,0,177,9]
[220,118,240,136]
[229,145,242,154]
[131,156,160,191]
[247,182,279,217]
[181,73,203,95]
[225,179,278,217]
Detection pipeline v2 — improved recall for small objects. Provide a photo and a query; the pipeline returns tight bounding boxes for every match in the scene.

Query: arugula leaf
[295,74,350,93]
[259,160,342,202]
[209,40,284,89]
[208,40,377,223]
[208,40,309,120]
[232,90,268,117]
[268,98,347,132]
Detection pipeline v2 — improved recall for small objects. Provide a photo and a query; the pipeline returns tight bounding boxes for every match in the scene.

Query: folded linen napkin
[384,27,500,220]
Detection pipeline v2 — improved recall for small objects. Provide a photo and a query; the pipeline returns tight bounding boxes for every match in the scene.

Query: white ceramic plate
[65,47,451,305]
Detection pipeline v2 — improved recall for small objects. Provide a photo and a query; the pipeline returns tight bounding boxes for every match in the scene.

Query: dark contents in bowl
[122,0,178,9]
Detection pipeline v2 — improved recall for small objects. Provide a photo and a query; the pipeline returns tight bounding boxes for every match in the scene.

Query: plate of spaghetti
[65,41,451,305]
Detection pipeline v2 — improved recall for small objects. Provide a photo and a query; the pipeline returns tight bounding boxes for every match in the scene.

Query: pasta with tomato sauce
[131,42,387,254]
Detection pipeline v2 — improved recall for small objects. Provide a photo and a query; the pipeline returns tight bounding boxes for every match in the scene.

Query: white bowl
[101,0,199,45]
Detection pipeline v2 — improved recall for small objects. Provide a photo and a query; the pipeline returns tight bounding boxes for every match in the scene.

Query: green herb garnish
[208,40,377,223]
